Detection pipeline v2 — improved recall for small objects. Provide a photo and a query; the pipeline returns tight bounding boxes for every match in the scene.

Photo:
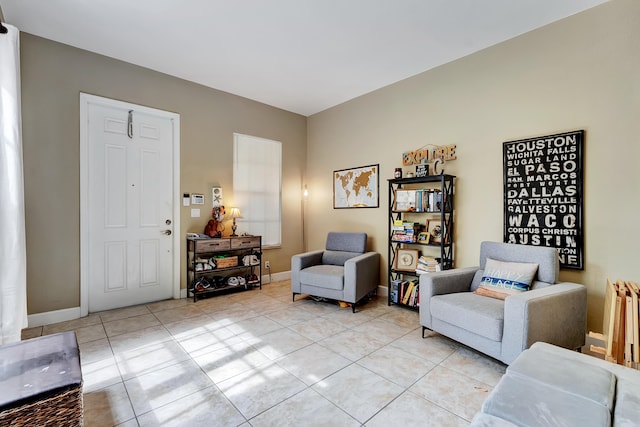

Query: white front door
[81,95,179,313]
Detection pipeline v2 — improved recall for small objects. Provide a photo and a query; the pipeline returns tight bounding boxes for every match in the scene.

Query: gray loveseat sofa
[471,342,640,426]
[291,232,379,312]
[420,241,587,364]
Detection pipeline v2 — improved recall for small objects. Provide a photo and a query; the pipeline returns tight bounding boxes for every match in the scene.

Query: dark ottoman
[0,331,83,426]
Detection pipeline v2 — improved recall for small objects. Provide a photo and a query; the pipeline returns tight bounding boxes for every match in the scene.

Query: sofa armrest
[291,250,324,293]
[419,267,479,329]
[420,267,479,297]
[501,282,587,364]
[344,252,380,302]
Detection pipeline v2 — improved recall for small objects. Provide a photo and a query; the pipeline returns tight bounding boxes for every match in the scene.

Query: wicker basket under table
[0,331,83,426]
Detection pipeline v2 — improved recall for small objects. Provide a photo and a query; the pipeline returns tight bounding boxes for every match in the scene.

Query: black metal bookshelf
[388,174,455,308]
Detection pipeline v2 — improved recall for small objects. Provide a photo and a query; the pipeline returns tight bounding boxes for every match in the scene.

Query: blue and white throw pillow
[474,258,539,300]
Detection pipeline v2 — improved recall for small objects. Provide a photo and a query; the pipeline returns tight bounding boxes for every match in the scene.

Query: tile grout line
[28,281,504,425]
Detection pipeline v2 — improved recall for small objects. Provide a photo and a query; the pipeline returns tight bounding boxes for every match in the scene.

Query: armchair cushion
[299,265,344,291]
[325,232,366,253]
[431,293,505,341]
[322,250,361,266]
[474,258,539,300]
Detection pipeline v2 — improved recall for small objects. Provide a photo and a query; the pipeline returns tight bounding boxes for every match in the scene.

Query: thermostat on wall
[191,194,205,205]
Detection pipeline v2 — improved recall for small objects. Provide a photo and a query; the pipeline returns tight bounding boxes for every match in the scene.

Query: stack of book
[414,189,427,213]
[391,221,422,243]
[415,256,441,274]
[390,279,420,308]
[413,189,443,212]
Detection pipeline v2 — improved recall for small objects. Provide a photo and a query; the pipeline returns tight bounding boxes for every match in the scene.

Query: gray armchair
[420,241,587,364]
[291,232,380,313]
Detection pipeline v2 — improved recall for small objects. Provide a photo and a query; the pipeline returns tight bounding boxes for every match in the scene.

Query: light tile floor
[22,280,507,427]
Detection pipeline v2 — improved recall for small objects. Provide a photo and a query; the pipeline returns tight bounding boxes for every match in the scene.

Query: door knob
[161,229,172,235]
[166,219,172,225]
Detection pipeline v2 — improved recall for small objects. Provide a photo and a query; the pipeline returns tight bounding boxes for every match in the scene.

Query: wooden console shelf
[186,236,262,302]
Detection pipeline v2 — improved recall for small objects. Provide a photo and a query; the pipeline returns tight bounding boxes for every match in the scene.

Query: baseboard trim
[28,271,295,327]
[28,307,81,328]
[262,270,290,284]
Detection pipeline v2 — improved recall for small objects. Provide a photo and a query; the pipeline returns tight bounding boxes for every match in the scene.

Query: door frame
[79,93,181,317]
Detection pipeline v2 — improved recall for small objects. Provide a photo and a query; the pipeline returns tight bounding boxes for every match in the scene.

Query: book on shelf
[390,280,401,304]
[431,190,446,212]
[391,232,414,243]
[416,256,441,273]
[409,284,416,306]
[408,189,445,213]
[416,264,441,273]
[420,189,435,212]
[391,222,422,243]
[417,255,437,265]
[402,221,421,230]
[414,190,424,213]
[402,281,415,305]
[393,280,420,308]
[416,189,443,212]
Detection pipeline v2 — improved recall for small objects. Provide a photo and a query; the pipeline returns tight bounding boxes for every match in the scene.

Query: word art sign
[402,145,457,166]
[503,130,584,269]
[415,164,429,177]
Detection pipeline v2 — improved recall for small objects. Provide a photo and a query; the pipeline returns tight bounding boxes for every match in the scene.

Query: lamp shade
[228,207,242,219]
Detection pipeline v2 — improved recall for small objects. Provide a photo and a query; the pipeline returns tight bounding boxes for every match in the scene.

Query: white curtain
[0,23,28,344]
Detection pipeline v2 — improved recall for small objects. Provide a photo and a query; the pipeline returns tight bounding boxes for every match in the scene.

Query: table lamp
[229,207,242,236]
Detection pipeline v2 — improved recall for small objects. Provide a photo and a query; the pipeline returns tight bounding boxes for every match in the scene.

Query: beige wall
[307,0,640,331]
[20,34,307,314]
[16,0,640,330]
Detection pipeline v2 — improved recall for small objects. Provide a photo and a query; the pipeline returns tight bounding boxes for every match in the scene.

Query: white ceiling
[1,0,608,116]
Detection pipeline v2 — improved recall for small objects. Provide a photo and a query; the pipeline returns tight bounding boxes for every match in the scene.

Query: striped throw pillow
[474,258,539,300]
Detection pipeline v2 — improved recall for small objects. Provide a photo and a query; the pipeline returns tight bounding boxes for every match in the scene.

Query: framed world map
[333,164,379,209]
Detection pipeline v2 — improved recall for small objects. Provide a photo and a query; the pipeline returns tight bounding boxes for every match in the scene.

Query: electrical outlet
[264,260,270,270]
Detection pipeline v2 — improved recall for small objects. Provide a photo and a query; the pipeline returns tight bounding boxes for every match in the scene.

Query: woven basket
[0,384,83,426]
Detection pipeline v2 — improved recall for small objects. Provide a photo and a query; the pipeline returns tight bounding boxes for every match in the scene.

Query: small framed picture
[417,231,430,243]
[394,189,416,212]
[426,220,444,244]
[394,248,419,271]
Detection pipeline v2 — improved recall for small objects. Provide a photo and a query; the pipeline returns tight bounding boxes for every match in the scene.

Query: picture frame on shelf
[394,248,419,271]
[426,220,444,244]
[394,189,416,212]
[417,231,430,243]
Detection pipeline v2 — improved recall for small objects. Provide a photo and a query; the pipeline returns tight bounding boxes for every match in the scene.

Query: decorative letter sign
[402,145,457,166]
[503,130,584,269]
